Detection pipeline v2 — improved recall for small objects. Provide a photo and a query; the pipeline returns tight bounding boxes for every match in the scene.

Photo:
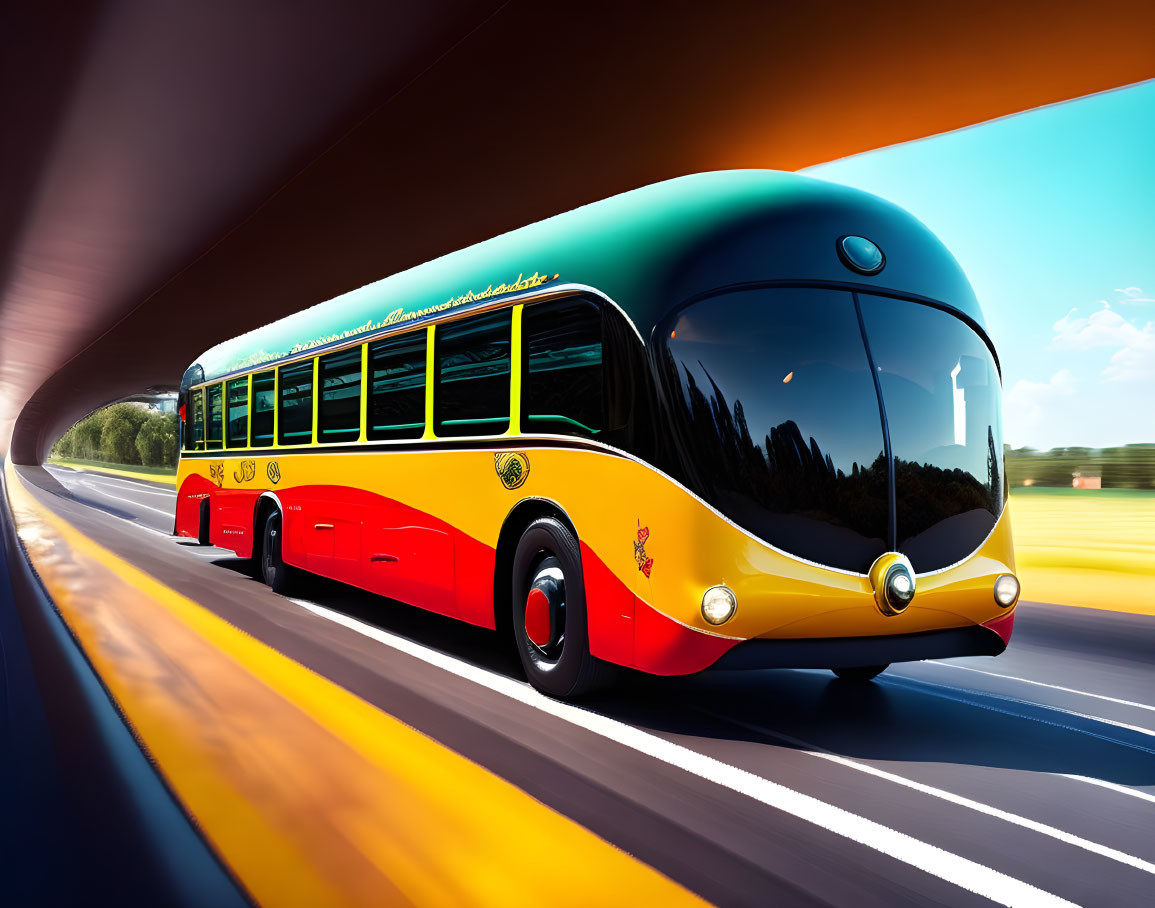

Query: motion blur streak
[291,598,1076,908]
[697,710,1155,875]
[3,461,703,908]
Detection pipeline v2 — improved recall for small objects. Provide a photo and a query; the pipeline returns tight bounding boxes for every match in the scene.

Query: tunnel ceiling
[2,0,1154,464]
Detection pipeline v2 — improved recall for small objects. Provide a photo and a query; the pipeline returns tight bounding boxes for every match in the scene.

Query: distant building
[1072,470,1101,489]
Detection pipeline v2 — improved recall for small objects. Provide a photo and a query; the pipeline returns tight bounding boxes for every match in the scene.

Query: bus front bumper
[706,610,1014,671]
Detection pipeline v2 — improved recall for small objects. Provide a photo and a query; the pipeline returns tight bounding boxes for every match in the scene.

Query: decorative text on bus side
[283,271,559,357]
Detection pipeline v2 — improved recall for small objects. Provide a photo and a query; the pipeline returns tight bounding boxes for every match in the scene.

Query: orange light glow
[782,371,794,384]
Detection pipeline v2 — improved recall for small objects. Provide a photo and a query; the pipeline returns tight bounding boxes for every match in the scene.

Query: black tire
[832,664,889,682]
[260,510,298,595]
[511,517,615,699]
[197,498,211,546]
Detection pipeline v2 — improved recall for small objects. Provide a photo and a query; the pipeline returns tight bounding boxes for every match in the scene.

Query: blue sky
[805,79,1155,451]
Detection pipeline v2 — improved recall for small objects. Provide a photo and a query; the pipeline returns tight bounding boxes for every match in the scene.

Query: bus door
[298,489,363,587]
[363,512,456,618]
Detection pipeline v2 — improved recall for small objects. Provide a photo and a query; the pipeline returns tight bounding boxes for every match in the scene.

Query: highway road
[21,464,1155,906]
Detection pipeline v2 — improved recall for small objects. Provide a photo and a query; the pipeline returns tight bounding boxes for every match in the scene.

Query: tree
[100,412,140,464]
[135,412,180,467]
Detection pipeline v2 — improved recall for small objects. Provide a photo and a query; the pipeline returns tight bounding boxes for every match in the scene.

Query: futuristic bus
[175,170,1019,698]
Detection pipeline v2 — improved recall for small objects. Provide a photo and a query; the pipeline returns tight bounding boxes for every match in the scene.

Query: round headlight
[994,574,1020,608]
[883,562,916,613]
[702,585,737,625]
[868,552,916,616]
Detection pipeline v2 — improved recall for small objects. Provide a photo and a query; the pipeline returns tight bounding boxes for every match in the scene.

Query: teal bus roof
[186,170,983,387]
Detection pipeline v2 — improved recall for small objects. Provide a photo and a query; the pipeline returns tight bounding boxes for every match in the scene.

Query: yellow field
[1009,488,1155,615]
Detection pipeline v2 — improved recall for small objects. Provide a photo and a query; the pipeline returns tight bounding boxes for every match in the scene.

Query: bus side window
[250,370,275,447]
[318,347,362,443]
[206,384,224,450]
[523,298,603,438]
[192,389,205,451]
[435,308,511,437]
[368,332,425,440]
[278,361,314,445]
[226,378,249,448]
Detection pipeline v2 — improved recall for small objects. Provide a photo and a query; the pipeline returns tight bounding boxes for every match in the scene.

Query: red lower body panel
[981,609,1016,646]
[177,478,739,673]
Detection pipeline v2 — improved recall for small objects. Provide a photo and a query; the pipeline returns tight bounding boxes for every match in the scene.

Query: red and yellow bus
[175,171,1019,698]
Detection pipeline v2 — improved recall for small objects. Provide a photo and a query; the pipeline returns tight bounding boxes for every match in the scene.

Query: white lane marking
[1061,775,1155,807]
[922,662,1155,714]
[48,466,177,497]
[884,676,1155,743]
[111,517,173,538]
[700,710,1155,876]
[290,597,1075,908]
[77,479,175,518]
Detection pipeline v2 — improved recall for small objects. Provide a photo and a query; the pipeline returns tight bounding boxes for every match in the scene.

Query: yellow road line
[46,458,177,486]
[5,461,703,907]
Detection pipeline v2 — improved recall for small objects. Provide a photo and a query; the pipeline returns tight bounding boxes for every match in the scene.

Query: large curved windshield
[658,288,1004,574]
[859,295,1005,572]
[659,289,889,573]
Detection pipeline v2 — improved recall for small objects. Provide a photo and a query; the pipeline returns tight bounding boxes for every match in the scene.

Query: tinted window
[318,347,362,443]
[435,309,511,436]
[660,288,888,573]
[250,371,275,448]
[368,332,425,440]
[278,361,314,445]
[860,295,1005,572]
[191,389,205,451]
[226,378,249,447]
[206,384,223,451]
[523,298,603,437]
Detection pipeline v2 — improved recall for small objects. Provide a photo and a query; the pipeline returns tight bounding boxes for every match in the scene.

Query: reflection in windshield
[661,289,889,573]
[860,295,1005,572]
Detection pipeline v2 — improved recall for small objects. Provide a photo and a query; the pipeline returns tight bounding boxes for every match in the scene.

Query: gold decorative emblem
[267,461,281,485]
[209,462,224,488]
[233,459,256,483]
[494,452,530,490]
[634,522,653,578]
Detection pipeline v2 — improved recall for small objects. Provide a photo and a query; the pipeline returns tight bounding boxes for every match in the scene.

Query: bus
[175,170,1019,698]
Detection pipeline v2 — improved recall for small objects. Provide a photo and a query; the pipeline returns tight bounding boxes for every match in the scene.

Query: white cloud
[1114,286,1155,305]
[1104,329,1155,382]
[1004,369,1076,447]
[1051,301,1155,382]
[1051,304,1144,348]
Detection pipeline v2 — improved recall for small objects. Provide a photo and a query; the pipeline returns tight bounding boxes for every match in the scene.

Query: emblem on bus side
[634,523,653,578]
[494,452,530,490]
[267,461,281,485]
[209,462,224,488]
[233,459,256,483]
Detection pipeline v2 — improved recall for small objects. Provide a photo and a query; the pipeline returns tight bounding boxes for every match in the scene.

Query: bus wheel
[511,517,614,699]
[832,664,888,682]
[260,510,297,595]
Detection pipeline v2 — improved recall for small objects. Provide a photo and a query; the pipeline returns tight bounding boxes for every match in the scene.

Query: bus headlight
[868,552,916,616]
[702,585,737,625]
[994,574,1020,608]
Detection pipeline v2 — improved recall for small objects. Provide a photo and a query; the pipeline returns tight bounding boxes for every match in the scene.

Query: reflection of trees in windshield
[674,364,888,573]
[892,426,1004,571]
[859,294,1006,571]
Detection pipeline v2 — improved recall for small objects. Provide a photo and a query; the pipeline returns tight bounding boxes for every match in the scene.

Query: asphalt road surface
[22,464,1155,906]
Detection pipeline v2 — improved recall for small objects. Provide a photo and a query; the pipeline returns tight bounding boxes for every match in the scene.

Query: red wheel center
[525,587,552,647]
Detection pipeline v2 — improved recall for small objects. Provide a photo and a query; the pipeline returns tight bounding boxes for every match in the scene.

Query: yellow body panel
[178,443,1016,642]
